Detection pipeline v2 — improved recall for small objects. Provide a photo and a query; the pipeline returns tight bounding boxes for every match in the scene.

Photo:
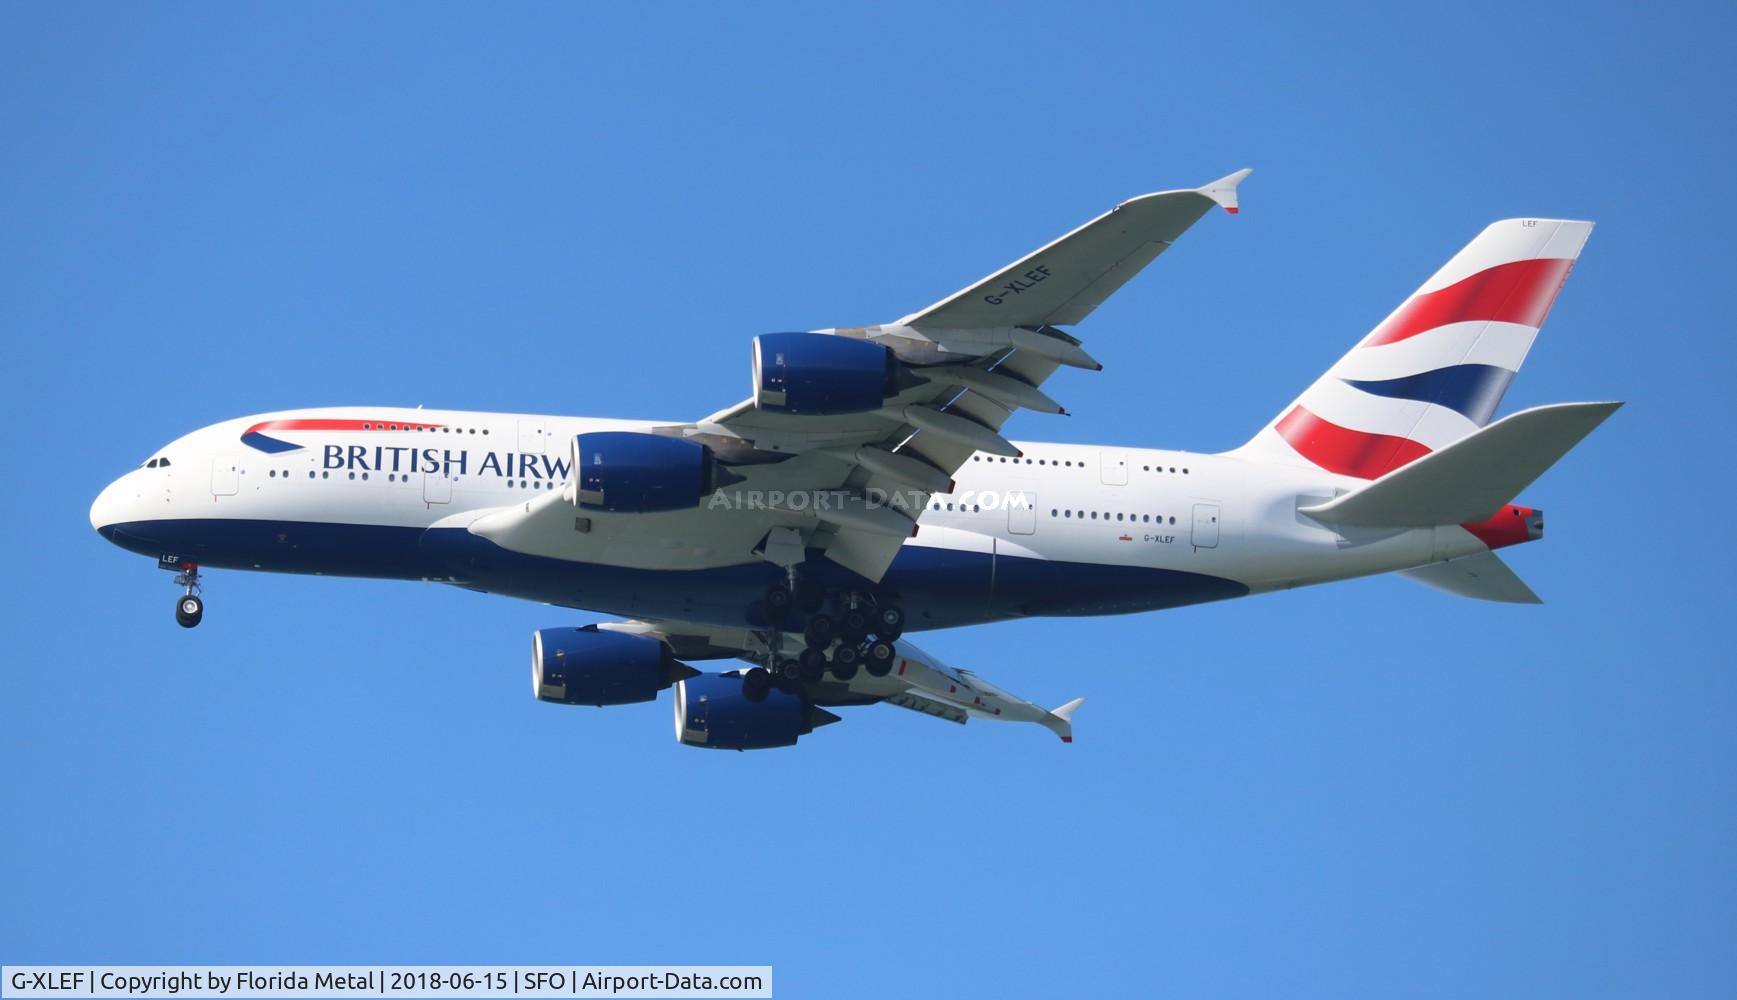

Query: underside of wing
[595,620,1082,746]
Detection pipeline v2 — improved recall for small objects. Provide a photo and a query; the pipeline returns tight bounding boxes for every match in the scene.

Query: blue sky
[3,2,1734,996]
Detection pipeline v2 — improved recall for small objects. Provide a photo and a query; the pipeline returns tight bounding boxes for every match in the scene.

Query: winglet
[1043,697,1086,743]
[1198,167,1252,214]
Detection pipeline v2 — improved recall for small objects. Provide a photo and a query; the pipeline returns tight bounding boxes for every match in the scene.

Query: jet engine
[752,332,902,415]
[571,432,723,513]
[673,672,841,750]
[532,626,698,706]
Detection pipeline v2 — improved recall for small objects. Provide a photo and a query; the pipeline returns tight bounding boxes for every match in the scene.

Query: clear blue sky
[3,3,1733,996]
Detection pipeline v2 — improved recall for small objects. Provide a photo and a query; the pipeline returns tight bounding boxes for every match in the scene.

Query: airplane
[89,170,1620,750]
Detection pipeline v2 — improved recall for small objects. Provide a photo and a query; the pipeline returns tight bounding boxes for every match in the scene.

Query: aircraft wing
[898,168,1250,329]
[469,171,1248,583]
[694,171,1249,581]
[598,620,1084,743]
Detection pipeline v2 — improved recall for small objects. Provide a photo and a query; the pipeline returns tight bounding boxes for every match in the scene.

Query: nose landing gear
[170,561,204,628]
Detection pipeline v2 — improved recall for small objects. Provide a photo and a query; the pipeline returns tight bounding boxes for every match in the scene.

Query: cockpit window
[143,457,171,469]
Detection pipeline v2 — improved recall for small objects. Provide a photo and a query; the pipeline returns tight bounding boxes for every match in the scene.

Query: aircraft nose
[90,476,131,539]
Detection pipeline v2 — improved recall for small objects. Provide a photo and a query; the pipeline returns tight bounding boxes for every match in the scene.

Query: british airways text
[322,445,571,480]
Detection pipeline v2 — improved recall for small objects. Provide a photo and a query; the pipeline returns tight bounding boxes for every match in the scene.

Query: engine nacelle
[673,672,841,750]
[752,332,900,415]
[572,431,721,513]
[532,626,695,706]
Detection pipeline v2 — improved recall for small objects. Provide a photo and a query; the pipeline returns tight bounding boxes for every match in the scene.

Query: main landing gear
[751,579,903,691]
[171,562,204,629]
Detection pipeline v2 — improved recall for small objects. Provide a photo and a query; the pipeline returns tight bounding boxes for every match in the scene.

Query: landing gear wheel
[742,666,772,701]
[174,594,204,629]
[829,643,860,681]
[774,657,800,682]
[797,648,827,683]
[872,604,905,640]
[795,578,826,614]
[764,585,793,615]
[863,639,896,676]
[840,606,870,644]
[804,614,836,649]
[170,562,203,629]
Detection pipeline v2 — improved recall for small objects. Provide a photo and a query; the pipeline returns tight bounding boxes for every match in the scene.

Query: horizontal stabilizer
[1301,401,1621,527]
[1401,551,1542,604]
[1043,697,1086,744]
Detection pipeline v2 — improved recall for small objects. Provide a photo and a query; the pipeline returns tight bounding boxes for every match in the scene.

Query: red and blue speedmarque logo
[240,419,446,454]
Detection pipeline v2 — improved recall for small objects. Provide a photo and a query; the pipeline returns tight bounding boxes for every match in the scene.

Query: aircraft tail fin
[1234,219,1594,478]
[1299,401,1620,530]
[1400,550,1542,604]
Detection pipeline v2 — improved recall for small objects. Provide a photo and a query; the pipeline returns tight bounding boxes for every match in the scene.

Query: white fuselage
[90,406,1503,630]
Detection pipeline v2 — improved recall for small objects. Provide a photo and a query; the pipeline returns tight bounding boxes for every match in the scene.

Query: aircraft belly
[101,515,1251,632]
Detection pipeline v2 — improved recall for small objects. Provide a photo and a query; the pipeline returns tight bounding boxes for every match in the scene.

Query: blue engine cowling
[673,672,841,750]
[532,626,696,706]
[572,431,719,513]
[752,332,900,415]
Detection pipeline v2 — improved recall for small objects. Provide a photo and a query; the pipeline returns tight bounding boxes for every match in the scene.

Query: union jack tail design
[1236,218,1594,479]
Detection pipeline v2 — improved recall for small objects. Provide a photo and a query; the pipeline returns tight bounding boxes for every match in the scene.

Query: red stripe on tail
[1274,406,1432,479]
[1366,257,1575,346]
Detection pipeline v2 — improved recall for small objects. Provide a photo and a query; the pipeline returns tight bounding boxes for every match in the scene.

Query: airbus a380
[90,170,1619,750]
